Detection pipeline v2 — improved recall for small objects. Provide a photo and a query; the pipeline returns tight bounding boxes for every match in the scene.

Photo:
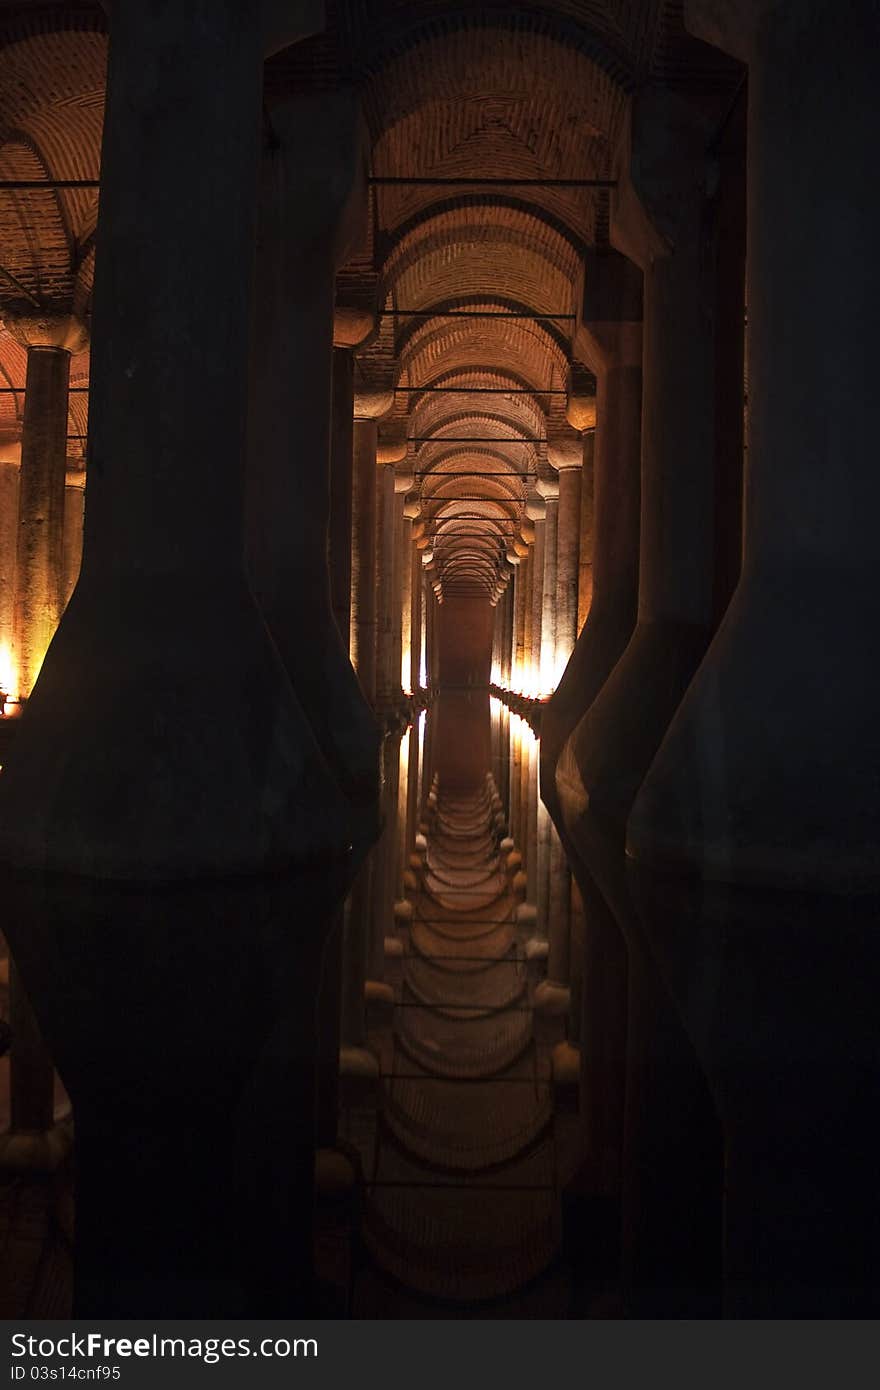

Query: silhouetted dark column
[627,0,880,1317]
[0,0,348,1318]
[539,251,642,832]
[329,347,355,649]
[554,88,731,1317]
[247,87,380,834]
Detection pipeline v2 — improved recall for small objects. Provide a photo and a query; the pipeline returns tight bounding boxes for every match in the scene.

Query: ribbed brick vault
[0,0,736,592]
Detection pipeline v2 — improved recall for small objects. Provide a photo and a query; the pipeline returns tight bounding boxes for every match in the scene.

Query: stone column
[549,439,584,682]
[558,86,719,833]
[62,464,85,612]
[578,431,595,633]
[399,501,415,696]
[0,0,345,1318]
[628,0,875,890]
[553,92,731,1317]
[625,0,880,1317]
[0,317,87,700]
[539,251,642,833]
[528,497,546,687]
[351,392,393,704]
[247,88,381,847]
[329,347,355,651]
[0,442,19,698]
[410,508,423,696]
[375,462,396,708]
[537,478,558,692]
[513,550,528,691]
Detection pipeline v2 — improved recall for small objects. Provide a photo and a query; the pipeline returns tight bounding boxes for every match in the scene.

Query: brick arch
[397,307,570,394]
[383,209,581,324]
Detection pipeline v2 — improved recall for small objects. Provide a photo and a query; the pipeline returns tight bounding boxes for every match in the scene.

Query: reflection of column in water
[395,725,409,899]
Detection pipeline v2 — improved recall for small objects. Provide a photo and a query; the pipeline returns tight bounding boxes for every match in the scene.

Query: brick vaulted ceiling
[0,1,735,590]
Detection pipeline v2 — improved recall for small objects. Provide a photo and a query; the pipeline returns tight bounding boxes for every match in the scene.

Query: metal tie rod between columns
[0,180,100,189]
[395,385,567,395]
[386,309,575,320]
[369,176,617,188]
[414,469,539,477]
[409,436,545,443]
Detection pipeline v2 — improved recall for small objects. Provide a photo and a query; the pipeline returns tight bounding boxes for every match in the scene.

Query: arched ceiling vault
[357,6,635,599]
[0,1,738,600]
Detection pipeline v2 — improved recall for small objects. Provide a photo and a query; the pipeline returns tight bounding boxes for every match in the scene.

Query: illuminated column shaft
[0,450,19,688]
[538,482,559,687]
[10,340,78,698]
[521,550,533,693]
[375,463,396,707]
[518,721,530,874]
[410,526,422,695]
[62,468,85,612]
[400,511,413,695]
[578,431,595,633]
[550,445,582,678]
[529,517,545,687]
[513,554,528,689]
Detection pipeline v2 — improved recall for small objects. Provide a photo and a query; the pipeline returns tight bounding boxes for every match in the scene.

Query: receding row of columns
[539,0,880,1318]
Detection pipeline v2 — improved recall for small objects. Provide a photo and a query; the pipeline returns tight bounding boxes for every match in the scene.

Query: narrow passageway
[345,689,571,1316]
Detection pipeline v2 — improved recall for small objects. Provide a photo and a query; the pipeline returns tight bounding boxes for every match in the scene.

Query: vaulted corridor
[0,0,879,1325]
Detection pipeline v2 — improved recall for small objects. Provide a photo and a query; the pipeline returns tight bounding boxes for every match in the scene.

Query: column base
[552,1039,581,1088]
[0,1116,73,1174]
[338,1046,379,1081]
[627,576,880,891]
[314,1144,359,1200]
[534,981,571,1016]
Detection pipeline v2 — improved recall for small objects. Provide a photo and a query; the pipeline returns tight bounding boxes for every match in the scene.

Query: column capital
[565,363,598,432]
[264,86,368,267]
[535,475,559,502]
[376,425,409,465]
[575,249,643,373]
[403,497,421,520]
[393,469,415,493]
[611,83,716,272]
[353,388,395,422]
[547,438,583,473]
[525,495,546,523]
[0,310,89,354]
[683,0,763,60]
[261,0,324,57]
[334,276,381,350]
[333,305,378,351]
